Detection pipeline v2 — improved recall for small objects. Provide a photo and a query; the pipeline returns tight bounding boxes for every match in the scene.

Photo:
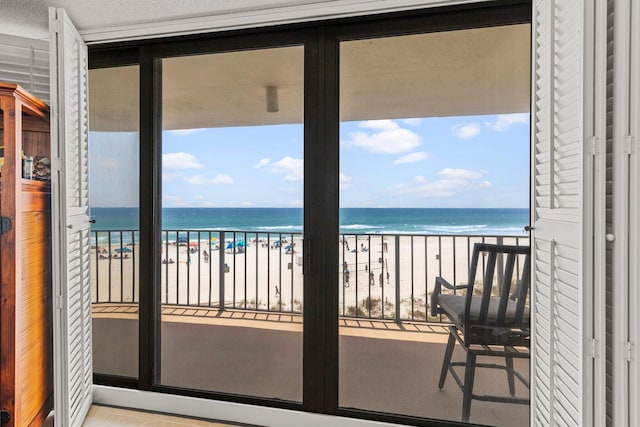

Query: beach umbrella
[115,247,132,253]
[284,244,293,251]
[189,241,199,247]
[236,240,245,247]
[210,237,218,242]
[178,236,188,243]
[226,242,234,250]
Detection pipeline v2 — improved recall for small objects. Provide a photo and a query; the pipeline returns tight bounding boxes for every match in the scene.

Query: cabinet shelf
[21,178,51,191]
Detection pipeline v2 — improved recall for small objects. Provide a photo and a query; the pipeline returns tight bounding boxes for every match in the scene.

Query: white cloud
[400,118,422,126]
[163,152,203,169]
[168,128,205,136]
[162,172,181,182]
[438,168,485,179]
[288,200,303,207]
[485,113,529,131]
[451,122,482,139]
[184,174,234,185]
[254,158,271,168]
[345,120,421,154]
[393,151,428,165]
[392,169,490,198]
[340,173,353,190]
[212,175,234,184]
[358,119,399,131]
[193,195,214,207]
[163,195,188,206]
[278,186,299,194]
[271,157,303,182]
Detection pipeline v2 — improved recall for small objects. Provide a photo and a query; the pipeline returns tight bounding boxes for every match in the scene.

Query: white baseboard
[93,385,409,427]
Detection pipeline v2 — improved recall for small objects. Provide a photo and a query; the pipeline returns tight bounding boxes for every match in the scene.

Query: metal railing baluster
[242,232,246,309]
[290,233,294,313]
[219,231,225,311]
[197,231,201,306]
[208,232,212,307]
[267,232,271,311]
[132,230,136,303]
[255,232,259,310]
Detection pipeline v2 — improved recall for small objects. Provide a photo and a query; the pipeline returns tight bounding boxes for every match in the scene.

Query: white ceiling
[0,0,333,40]
[89,24,530,131]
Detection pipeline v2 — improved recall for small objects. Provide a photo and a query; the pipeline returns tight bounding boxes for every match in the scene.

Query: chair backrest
[464,243,531,335]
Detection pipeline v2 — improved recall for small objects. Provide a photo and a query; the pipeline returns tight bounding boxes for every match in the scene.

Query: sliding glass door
[159,46,304,401]
[89,65,140,379]
[337,25,531,425]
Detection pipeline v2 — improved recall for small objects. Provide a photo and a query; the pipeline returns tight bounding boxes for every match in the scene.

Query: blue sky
[88,113,529,208]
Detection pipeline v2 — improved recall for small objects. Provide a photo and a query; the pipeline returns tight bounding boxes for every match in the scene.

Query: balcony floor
[93,305,529,426]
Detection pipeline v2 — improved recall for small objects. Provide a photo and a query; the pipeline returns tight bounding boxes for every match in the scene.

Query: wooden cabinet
[0,83,53,427]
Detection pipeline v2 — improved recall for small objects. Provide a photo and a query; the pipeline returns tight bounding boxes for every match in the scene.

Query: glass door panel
[160,46,304,401]
[88,65,140,378]
[338,26,531,425]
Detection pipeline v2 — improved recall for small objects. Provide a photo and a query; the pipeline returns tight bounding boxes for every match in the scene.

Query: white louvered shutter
[49,7,92,427]
[610,0,640,425]
[626,0,640,425]
[584,0,609,426]
[604,1,614,423]
[0,34,49,103]
[531,0,595,426]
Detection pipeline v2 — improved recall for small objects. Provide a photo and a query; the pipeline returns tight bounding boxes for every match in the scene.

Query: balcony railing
[90,230,529,323]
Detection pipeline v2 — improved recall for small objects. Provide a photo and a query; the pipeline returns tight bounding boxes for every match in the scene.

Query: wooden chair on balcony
[430,243,531,422]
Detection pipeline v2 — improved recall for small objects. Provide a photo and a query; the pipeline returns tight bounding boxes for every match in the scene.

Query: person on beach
[379,272,383,287]
[386,271,390,284]
[344,240,350,251]
[344,268,350,287]
[369,272,375,286]
[203,250,209,263]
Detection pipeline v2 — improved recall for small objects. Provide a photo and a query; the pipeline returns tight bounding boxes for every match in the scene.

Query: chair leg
[461,352,477,423]
[438,332,456,389]
[505,355,516,396]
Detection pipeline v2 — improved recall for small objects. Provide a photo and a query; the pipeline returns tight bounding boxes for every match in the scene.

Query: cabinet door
[19,199,53,426]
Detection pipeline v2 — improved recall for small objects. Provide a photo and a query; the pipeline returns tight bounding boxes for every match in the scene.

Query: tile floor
[81,405,247,426]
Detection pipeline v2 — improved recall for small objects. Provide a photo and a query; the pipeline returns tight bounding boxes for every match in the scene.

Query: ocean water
[90,207,529,236]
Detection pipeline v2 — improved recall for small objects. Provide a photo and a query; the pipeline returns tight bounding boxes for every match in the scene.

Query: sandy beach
[90,234,528,320]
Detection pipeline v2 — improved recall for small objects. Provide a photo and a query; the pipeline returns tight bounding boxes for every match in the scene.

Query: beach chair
[430,243,531,422]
